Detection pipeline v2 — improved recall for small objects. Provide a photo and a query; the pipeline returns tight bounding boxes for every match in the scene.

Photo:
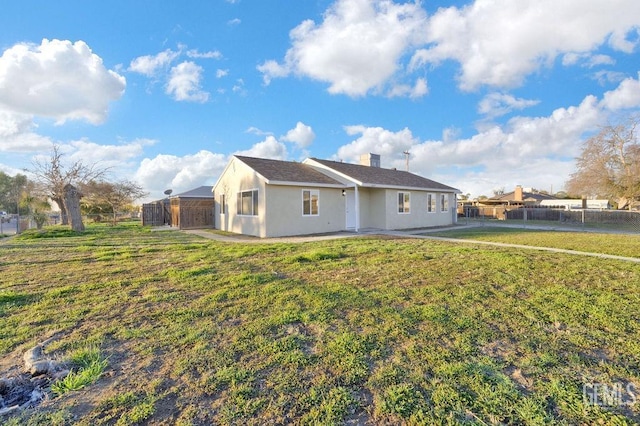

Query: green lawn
[429,226,640,259]
[1,223,639,424]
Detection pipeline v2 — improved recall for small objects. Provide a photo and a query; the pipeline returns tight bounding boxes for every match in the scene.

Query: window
[427,193,436,213]
[237,189,258,216]
[441,194,449,212]
[398,192,410,214]
[303,189,319,216]
[220,194,226,215]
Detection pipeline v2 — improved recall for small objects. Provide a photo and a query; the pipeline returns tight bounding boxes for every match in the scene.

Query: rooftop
[235,156,343,186]
[308,158,459,192]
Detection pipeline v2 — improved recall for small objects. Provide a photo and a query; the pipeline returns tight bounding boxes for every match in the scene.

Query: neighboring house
[169,185,214,230]
[458,185,558,219]
[480,185,558,207]
[213,154,460,238]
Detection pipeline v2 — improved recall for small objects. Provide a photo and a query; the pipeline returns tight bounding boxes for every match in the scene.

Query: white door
[345,190,356,229]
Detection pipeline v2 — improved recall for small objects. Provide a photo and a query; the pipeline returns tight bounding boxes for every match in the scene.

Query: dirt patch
[0,334,69,417]
[481,339,535,392]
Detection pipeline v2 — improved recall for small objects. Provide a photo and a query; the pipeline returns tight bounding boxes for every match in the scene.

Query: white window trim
[441,193,449,213]
[302,189,320,217]
[427,193,436,213]
[398,191,411,214]
[237,188,259,216]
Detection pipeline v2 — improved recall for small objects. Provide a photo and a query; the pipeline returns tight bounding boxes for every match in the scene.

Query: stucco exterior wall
[359,188,387,229]
[214,156,457,237]
[213,157,266,237]
[383,190,456,229]
[263,186,346,237]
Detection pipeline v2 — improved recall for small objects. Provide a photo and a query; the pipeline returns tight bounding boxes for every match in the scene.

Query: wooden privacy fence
[170,198,214,230]
[142,201,170,226]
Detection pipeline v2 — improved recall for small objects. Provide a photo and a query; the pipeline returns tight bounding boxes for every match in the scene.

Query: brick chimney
[514,185,523,202]
[360,153,380,167]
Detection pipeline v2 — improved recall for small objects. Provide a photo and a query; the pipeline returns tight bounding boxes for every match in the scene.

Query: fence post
[523,208,527,228]
[581,209,585,229]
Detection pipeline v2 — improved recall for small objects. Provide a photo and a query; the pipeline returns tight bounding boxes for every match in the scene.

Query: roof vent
[360,153,380,168]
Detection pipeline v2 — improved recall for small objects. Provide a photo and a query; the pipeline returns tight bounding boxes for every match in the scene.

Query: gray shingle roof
[309,158,459,192]
[235,156,343,186]
[171,185,214,198]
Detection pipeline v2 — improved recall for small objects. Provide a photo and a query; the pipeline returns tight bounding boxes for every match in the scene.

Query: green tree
[0,171,29,214]
[81,180,147,225]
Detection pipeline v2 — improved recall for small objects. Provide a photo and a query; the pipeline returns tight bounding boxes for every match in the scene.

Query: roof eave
[266,180,347,189]
[360,183,461,193]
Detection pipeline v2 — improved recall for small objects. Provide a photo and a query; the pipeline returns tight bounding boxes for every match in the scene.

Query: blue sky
[1,0,640,202]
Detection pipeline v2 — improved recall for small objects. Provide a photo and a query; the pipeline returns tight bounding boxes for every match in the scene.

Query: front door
[345,190,356,229]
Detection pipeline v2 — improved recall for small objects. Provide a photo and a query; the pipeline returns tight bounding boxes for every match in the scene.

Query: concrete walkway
[179,224,640,263]
[410,234,640,263]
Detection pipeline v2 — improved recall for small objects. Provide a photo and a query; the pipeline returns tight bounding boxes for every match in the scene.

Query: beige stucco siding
[213,157,266,237]
[358,188,387,229]
[383,190,456,229]
[263,185,345,237]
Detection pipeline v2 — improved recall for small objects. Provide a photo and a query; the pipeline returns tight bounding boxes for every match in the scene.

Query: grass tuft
[51,345,108,396]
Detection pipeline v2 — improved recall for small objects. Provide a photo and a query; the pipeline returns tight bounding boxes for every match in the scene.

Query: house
[457,185,558,219]
[169,185,214,230]
[212,154,460,238]
[480,185,558,207]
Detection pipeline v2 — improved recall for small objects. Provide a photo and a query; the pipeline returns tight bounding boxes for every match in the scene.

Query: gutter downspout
[354,185,359,233]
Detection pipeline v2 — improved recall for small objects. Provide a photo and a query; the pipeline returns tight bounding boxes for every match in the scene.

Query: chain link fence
[0,213,139,235]
[459,205,640,233]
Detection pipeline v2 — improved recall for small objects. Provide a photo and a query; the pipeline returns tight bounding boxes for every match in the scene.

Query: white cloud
[592,70,627,85]
[166,61,209,102]
[563,52,615,68]
[186,49,222,59]
[334,92,610,196]
[0,109,52,152]
[130,45,224,101]
[129,49,180,76]
[478,93,540,119]
[411,0,640,91]
[0,39,126,125]
[281,122,315,148]
[387,77,429,99]
[135,150,227,197]
[258,0,428,97]
[599,72,640,110]
[232,79,246,95]
[234,136,288,160]
[66,138,156,172]
[134,136,291,201]
[245,127,273,136]
[257,60,289,85]
[336,126,418,163]
[228,18,241,26]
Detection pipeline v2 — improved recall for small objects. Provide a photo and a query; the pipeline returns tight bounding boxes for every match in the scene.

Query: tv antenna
[403,151,410,171]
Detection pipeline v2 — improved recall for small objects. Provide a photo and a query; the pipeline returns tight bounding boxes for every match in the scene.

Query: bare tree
[82,180,148,225]
[566,115,640,209]
[30,145,108,229]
